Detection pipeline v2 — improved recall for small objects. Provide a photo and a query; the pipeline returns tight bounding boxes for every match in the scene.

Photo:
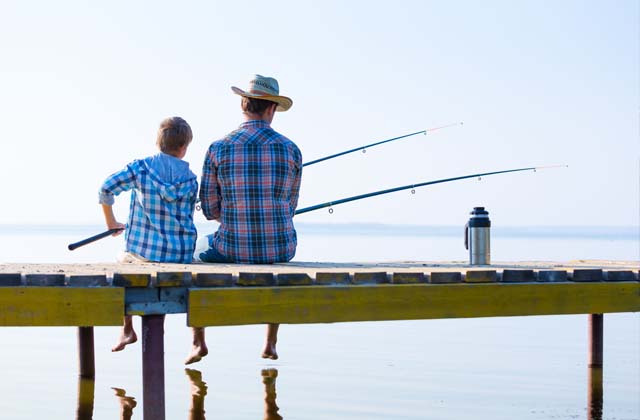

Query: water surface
[0,224,637,419]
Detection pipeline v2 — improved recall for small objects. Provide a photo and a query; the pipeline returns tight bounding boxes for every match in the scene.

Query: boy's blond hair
[157,117,192,155]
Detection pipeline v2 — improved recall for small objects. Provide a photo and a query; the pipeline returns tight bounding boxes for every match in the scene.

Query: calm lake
[0,224,638,419]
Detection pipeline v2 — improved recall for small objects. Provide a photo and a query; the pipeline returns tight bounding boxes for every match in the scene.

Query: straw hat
[231,74,293,112]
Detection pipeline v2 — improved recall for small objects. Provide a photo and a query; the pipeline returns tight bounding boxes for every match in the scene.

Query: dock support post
[588,314,603,368]
[78,327,95,379]
[587,366,603,420]
[76,376,95,420]
[142,314,165,420]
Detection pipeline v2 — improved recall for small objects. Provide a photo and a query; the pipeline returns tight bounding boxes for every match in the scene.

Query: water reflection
[588,367,603,420]
[85,365,602,419]
[112,387,137,420]
[185,368,207,420]
[262,368,283,420]
[76,377,95,420]
[103,368,283,419]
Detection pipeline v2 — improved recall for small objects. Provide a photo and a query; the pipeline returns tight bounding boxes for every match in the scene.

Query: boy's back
[99,116,197,264]
[100,153,197,263]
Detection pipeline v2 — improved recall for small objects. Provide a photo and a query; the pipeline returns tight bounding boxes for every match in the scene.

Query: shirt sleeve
[98,162,138,205]
[199,146,221,220]
[289,146,303,217]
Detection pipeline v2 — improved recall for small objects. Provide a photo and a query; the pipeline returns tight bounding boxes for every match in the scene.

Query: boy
[99,116,198,352]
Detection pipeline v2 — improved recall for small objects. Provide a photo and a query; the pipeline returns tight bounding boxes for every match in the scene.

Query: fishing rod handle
[68,228,124,251]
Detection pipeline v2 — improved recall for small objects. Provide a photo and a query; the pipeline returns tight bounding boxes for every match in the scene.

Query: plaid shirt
[200,120,302,263]
[99,153,198,263]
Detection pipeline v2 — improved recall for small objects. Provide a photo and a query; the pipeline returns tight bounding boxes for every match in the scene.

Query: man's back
[200,120,302,263]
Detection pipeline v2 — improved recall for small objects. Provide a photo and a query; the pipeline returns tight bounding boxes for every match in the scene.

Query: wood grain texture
[188,282,640,327]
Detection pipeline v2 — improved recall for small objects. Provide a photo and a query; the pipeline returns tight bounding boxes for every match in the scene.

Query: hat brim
[231,86,292,112]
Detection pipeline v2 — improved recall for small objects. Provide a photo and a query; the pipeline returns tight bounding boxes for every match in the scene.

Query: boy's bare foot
[261,344,278,360]
[185,345,208,365]
[111,330,137,352]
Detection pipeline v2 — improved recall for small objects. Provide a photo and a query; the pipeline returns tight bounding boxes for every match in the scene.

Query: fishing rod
[68,227,124,251]
[71,165,564,248]
[294,165,567,215]
[193,122,462,211]
[303,122,463,167]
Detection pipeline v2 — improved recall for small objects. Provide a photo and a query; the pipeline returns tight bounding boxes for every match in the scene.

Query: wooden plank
[277,273,313,286]
[353,272,389,284]
[238,272,275,286]
[25,274,65,286]
[430,272,462,284]
[501,270,536,283]
[157,272,191,287]
[68,275,109,287]
[188,282,640,327]
[604,271,636,281]
[0,273,22,286]
[464,270,496,283]
[0,287,124,326]
[113,273,151,287]
[572,269,604,282]
[316,272,350,285]
[392,272,426,284]
[193,273,233,287]
[538,270,568,282]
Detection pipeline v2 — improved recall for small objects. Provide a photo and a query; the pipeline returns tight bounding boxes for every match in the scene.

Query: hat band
[248,80,278,96]
[248,89,278,97]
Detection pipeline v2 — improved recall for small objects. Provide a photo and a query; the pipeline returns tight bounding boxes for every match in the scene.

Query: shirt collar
[240,119,270,129]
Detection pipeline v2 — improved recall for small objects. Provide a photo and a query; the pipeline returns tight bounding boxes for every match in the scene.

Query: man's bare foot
[111,330,137,352]
[185,369,208,397]
[261,344,278,360]
[185,345,208,365]
[112,387,137,418]
[261,368,278,384]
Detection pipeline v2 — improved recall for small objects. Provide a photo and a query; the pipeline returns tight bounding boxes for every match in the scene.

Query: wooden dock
[1,260,638,420]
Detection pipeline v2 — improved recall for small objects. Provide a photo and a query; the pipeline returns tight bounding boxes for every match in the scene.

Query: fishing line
[294,165,567,215]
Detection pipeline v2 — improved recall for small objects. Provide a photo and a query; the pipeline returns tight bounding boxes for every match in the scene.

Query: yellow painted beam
[0,287,124,326]
[188,282,640,327]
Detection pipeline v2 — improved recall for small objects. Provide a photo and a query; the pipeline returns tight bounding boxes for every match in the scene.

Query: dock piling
[588,314,603,368]
[77,327,95,378]
[587,366,603,420]
[142,314,166,420]
[75,376,95,420]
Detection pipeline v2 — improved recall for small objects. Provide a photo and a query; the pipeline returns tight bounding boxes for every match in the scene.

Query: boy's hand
[102,204,125,236]
[108,222,126,236]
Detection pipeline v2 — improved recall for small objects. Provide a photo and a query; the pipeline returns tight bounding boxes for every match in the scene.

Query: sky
[0,0,638,227]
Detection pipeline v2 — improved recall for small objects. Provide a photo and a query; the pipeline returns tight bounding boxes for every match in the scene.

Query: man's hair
[157,117,193,154]
[241,97,277,115]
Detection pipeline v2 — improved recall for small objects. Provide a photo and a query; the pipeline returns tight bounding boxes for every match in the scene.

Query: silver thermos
[464,207,491,265]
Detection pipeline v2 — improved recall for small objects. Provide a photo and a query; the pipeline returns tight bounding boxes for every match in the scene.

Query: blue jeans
[195,234,235,263]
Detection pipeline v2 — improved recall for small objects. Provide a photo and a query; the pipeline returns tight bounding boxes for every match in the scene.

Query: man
[187,75,302,364]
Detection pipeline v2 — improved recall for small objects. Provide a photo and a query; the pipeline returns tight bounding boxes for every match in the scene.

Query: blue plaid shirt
[99,153,198,263]
[200,120,302,263]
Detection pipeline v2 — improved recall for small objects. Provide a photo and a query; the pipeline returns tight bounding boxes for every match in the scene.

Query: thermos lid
[468,207,491,227]
[470,207,489,216]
